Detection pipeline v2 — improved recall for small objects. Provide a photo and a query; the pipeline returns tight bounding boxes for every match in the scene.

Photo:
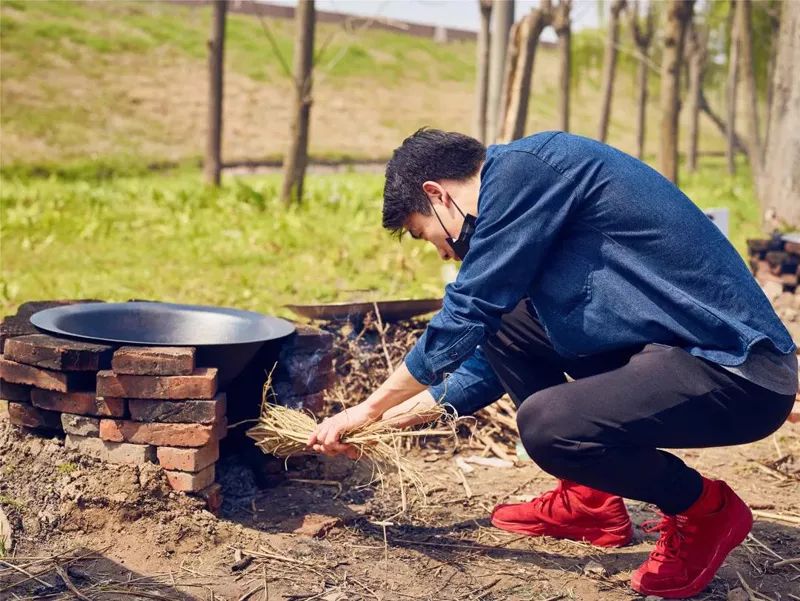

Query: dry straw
[247,379,458,509]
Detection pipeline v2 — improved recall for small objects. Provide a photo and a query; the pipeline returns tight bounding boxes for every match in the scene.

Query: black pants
[483,300,795,514]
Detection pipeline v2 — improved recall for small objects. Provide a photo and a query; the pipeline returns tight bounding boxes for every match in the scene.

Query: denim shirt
[428,345,504,415]
[405,132,795,387]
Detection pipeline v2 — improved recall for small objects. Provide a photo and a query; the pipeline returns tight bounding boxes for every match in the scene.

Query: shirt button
[449,351,458,359]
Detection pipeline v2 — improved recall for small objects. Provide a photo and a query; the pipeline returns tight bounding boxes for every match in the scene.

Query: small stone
[727,590,749,601]
[582,560,606,577]
[293,514,342,538]
[644,596,664,601]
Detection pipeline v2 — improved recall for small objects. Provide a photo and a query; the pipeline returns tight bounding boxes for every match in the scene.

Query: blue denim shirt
[428,346,504,415]
[405,132,795,387]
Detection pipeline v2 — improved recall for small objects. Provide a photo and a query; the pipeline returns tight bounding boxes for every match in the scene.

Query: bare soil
[1,415,798,601]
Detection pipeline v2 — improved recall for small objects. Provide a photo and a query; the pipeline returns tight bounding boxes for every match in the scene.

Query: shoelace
[531,480,572,515]
[641,513,696,563]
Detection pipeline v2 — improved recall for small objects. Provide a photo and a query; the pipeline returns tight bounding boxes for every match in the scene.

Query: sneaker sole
[491,514,633,548]
[630,499,753,598]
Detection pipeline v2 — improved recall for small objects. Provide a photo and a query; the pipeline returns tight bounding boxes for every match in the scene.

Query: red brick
[65,434,155,465]
[30,388,125,417]
[293,514,342,538]
[4,334,114,371]
[96,368,217,399]
[194,482,223,514]
[0,357,94,392]
[165,465,215,492]
[0,379,31,402]
[61,414,100,436]
[128,393,225,424]
[99,419,215,447]
[112,346,195,376]
[157,441,219,472]
[7,402,62,430]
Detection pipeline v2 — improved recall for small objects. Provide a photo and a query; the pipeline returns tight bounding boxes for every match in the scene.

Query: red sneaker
[490,479,633,547]
[631,478,753,599]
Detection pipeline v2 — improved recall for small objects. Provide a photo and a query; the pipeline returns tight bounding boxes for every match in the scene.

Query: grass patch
[57,462,78,475]
[0,495,23,509]
[0,157,760,318]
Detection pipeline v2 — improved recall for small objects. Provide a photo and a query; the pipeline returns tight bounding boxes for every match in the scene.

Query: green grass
[57,462,78,475]
[0,157,760,318]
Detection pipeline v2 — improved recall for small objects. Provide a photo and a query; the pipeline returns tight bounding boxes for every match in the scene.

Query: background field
[0,0,760,318]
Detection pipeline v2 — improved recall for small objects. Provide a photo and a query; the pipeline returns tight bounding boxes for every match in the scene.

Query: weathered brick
[65,434,155,465]
[61,414,100,437]
[96,368,218,399]
[99,419,215,447]
[4,334,114,371]
[112,346,195,376]
[7,402,62,430]
[157,441,219,472]
[194,482,223,514]
[31,389,125,417]
[165,465,215,492]
[282,391,325,414]
[280,351,334,379]
[0,379,31,402]
[1,300,101,353]
[129,393,226,424]
[273,368,336,397]
[283,325,334,354]
[0,357,94,392]
[214,416,228,441]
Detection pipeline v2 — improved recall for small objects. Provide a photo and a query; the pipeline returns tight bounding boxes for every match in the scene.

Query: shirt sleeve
[428,345,506,416]
[405,148,584,385]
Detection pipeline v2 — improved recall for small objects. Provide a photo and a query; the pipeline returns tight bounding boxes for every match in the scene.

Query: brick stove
[0,301,334,512]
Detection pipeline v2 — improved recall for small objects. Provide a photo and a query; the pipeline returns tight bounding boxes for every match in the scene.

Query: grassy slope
[1,0,729,169]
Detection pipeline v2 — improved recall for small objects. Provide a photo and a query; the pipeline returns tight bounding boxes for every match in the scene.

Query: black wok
[30,301,295,387]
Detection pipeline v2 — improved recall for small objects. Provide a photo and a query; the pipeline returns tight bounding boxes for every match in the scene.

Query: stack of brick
[747,235,800,292]
[95,346,226,499]
[0,300,336,513]
[747,235,800,424]
[271,325,335,414]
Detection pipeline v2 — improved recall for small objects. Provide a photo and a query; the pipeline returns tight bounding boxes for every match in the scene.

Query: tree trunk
[499,1,552,142]
[758,0,800,228]
[487,0,515,143]
[629,0,654,160]
[659,0,694,184]
[597,0,625,142]
[725,0,740,174]
[763,4,781,158]
[698,89,748,155]
[204,0,227,186]
[553,0,572,132]
[736,0,762,177]
[686,22,707,173]
[474,0,493,143]
[281,0,315,205]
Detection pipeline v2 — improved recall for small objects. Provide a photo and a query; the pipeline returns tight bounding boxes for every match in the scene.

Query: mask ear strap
[426,196,454,239]
[450,197,467,218]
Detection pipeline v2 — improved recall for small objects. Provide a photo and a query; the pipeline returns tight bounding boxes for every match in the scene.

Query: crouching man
[308,129,797,599]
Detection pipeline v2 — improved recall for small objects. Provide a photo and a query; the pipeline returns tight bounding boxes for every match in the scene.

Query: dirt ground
[1,413,799,601]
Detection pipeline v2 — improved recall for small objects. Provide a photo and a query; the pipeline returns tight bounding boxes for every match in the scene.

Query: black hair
[382,128,486,236]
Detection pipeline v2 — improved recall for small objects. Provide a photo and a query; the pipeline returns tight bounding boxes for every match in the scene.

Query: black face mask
[429,197,477,261]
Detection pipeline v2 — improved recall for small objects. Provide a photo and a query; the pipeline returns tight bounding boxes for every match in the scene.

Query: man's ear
[422,180,447,205]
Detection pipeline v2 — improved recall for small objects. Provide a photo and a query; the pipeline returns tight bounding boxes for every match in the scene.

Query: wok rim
[30,301,296,347]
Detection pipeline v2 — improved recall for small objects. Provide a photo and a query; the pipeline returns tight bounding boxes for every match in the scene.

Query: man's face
[405,208,460,261]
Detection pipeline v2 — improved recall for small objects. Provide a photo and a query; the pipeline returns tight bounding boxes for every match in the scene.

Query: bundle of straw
[246,382,457,507]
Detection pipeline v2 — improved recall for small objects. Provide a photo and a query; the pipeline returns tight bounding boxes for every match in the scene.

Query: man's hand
[306,362,427,458]
[307,402,381,458]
